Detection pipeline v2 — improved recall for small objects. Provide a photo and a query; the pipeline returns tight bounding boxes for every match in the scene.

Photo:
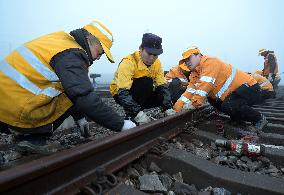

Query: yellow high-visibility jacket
[110,51,166,96]
[0,31,82,128]
[251,73,273,91]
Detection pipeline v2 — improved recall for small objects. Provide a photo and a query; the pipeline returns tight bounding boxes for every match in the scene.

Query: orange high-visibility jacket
[251,73,273,91]
[263,53,278,76]
[165,65,189,86]
[174,56,257,112]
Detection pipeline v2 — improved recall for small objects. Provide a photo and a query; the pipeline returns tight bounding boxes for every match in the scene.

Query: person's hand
[165,108,176,116]
[268,73,273,82]
[121,120,137,131]
[76,118,90,137]
[134,111,151,125]
[182,102,195,111]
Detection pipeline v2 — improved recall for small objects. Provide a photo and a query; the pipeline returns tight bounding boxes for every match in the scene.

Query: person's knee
[131,77,154,101]
[169,79,184,103]
[169,78,181,87]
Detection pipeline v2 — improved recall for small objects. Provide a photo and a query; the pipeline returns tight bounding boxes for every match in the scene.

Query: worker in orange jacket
[249,71,275,100]
[165,63,191,103]
[174,47,267,131]
[258,49,279,84]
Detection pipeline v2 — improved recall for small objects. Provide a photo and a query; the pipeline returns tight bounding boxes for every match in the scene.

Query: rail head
[0,108,202,194]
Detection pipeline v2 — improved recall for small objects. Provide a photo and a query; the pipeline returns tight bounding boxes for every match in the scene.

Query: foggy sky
[0,0,283,84]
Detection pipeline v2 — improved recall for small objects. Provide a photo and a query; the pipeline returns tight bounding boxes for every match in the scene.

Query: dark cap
[141,33,163,55]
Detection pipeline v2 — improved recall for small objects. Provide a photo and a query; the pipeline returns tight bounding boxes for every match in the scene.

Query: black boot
[15,134,61,155]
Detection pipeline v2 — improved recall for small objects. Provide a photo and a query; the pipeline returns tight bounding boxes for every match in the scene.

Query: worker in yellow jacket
[255,69,281,91]
[0,20,136,154]
[110,33,175,125]
[249,71,275,101]
[174,47,267,131]
[165,63,191,103]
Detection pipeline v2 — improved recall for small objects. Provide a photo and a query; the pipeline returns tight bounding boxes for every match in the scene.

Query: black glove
[117,89,141,118]
[156,84,173,110]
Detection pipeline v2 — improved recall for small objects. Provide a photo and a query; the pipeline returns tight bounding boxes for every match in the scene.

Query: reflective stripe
[216,66,237,98]
[260,81,269,87]
[179,95,191,104]
[195,89,207,97]
[200,76,216,84]
[0,60,61,98]
[16,46,59,82]
[186,88,196,94]
[179,78,188,83]
[91,21,113,41]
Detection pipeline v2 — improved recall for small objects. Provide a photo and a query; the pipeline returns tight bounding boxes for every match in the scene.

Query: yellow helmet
[179,46,200,65]
[258,48,267,56]
[254,70,263,76]
[84,20,115,63]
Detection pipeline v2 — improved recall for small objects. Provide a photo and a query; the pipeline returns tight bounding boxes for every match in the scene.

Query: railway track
[0,87,283,195]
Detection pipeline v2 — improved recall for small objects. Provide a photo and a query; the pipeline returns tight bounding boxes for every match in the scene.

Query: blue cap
[141,33,163,55]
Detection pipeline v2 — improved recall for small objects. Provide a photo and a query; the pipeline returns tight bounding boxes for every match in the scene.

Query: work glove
[182,102,195,111]
[165,108,176,116]
[134,111,151,125]
[121,120,137,131]
[268,73,273,82]
[76,118,91,138]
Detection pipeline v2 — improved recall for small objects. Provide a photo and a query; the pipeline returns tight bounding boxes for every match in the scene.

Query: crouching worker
[173,47,268,131]
[110,33,176,125]
[254,69,281,91]
[249,71,275,101]
[165,62,191,103]
[0,20,136,154]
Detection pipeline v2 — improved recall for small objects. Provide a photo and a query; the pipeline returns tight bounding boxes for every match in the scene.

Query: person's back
[175,55,256,107]
[0,20,136,154]
[0,31,81,128]
[174,47,267,131]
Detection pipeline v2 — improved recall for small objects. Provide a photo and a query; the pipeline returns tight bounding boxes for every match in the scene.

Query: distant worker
[165,63,191,103]
[258,48,279,86]
[174,47,267,131]
[249,71,275,101]
[110,33,176,125]
[0,20,136,154]
[255,69,281,91]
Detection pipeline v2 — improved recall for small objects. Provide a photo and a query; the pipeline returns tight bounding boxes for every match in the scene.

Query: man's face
[89,41,104,61]
[260,51,267,57]
[139,48,158,66]
[185,54,200,70]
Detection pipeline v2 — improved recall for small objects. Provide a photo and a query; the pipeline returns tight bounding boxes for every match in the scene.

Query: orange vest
[165,65,189,86]
[263,53,278,76]
[174,56,257,112]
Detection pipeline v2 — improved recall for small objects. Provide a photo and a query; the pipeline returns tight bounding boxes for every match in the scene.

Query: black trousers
[168,78,186,104]
[0,106,84,135]
[114,77,163,117]
[208,84,262,123]
[259,90,275,102]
